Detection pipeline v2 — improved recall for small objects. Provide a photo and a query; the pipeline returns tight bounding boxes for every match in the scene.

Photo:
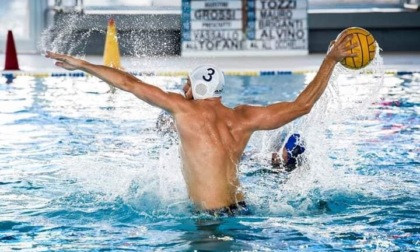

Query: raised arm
[239,32,358,131]
[46,51,185,113]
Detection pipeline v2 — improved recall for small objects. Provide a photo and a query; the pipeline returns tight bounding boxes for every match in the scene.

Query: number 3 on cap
[202,68,215,82]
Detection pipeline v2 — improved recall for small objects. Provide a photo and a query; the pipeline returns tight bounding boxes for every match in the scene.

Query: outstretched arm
[45,51,185,113]
[240,31,358,131]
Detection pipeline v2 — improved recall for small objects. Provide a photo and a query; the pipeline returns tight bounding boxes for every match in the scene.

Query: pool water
[0,71,419,251]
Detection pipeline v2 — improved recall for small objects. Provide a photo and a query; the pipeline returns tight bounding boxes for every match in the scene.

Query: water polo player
[46,31,356,215]
[271,133,306,172]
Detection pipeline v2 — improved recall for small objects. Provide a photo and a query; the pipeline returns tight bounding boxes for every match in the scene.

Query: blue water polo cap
[285,133,305,166]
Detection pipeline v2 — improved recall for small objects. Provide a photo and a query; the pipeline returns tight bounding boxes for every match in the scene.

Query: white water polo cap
[189,65,225,100]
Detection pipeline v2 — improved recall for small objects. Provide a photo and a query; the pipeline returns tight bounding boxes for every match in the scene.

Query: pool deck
[1,52,420,75]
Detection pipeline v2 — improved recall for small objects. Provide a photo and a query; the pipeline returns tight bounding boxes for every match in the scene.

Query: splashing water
[244,45,387,216]
[40,14,102,56]
[40,21,390,218]
[46,76,191,216]
[40,13,178,61]
[39,16,410,221]
[1,46,418,249]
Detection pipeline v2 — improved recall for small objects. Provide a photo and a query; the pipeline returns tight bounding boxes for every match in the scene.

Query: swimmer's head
[188,65,225,100]
[284,133,305,171]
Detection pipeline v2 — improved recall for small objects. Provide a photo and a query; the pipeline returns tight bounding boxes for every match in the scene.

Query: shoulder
[232,104,265,128]
[234,104,264,117]
[166,92,195,113]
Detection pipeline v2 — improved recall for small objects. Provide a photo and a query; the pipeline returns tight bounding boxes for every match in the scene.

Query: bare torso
[174,99,252,210]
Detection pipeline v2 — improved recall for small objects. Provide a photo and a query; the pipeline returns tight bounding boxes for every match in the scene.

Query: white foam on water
[245,46,394,215]
[57,145,189,215]
[49,75,189,215]
[42,18,402,217]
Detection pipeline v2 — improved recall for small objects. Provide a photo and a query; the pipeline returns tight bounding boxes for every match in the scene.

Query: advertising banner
[182,0,308,56]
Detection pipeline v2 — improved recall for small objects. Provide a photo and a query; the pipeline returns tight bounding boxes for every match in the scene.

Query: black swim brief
[204,201,251,217]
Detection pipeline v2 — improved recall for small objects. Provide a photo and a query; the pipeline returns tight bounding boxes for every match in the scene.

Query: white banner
[190,20,243,30]
[191,1,242,9]
[256,18,307,30]
[191,30,244,40]
[190,9,243,21]
[182,40,244,51]
[181,0,309,56]
[244,39,307,50]
[254,28,307,40]
[255,8,307,19]
[254,0,307,10]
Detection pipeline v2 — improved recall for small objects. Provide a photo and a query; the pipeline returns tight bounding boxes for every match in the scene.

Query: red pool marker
[4,30,20,70]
